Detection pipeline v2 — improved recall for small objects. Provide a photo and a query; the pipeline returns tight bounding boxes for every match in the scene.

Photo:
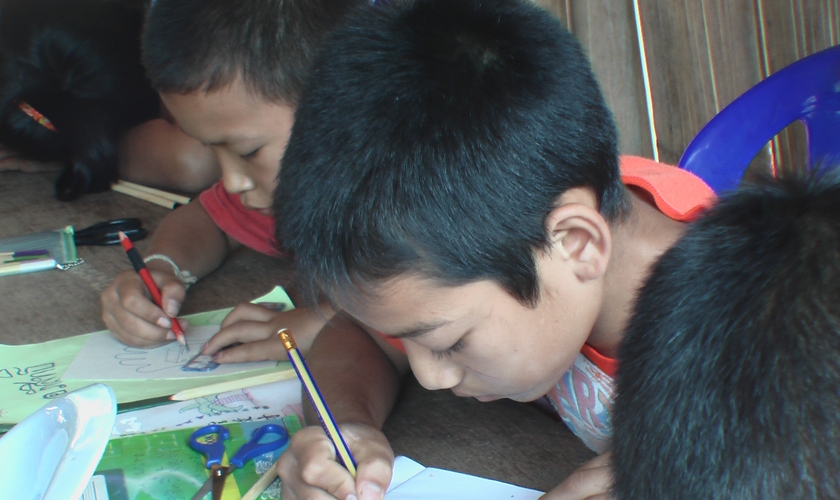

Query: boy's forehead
[335,274,428,315]
[159,83,295,144]
[336,275,502,335]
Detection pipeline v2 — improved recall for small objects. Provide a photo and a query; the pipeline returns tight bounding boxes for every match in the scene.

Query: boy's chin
[471,391,541,403]
[452,384,548,403]
[451,388,501,402]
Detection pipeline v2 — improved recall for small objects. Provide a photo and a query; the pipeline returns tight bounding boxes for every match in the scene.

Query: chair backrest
[679,44,840,193]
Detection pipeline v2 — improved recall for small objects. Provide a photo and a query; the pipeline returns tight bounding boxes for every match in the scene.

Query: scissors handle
[75,218,146,246]
[189,425,231,468]
[229,424,290,468]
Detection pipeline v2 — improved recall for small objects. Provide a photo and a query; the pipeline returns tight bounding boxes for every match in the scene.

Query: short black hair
[0,0,159,201]
[142,0,366,103]
[277,0,623,308]
[612,171,840,499]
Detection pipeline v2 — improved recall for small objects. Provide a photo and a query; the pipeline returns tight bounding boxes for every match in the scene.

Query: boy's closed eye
[432,338,465,360]
[240,146,261,159]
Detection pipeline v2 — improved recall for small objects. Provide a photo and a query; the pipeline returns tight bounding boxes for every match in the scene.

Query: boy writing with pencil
[272,0,715,499]
[101,0,366,357]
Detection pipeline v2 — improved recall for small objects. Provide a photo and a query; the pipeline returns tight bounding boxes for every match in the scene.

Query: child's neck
[587,187,688,358]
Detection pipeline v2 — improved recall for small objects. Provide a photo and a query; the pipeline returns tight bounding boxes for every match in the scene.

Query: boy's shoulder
[619,156,716,222]
[198,182,281,257]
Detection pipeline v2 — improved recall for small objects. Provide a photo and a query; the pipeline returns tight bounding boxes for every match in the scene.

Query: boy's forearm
[303,314,403,429]
[118,118,220,193]
[146,200,236,280]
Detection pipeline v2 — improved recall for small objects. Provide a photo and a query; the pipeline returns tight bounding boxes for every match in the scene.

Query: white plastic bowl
[0,383,116,500]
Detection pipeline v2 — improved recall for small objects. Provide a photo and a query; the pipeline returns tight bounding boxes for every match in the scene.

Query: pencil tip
[118,231,127,241]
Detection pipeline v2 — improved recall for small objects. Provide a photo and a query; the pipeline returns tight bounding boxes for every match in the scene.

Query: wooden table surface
[0,171,595,492]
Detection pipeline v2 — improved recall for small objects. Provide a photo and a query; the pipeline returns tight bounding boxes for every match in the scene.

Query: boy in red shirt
[101,0,365,357]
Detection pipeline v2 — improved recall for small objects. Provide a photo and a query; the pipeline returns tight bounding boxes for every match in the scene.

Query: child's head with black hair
[0,0,159,200]
[277,0,624,309]
[141,0,366,217]
[274,0,658,413]
[142,0,357,105]
[612,171,840,499]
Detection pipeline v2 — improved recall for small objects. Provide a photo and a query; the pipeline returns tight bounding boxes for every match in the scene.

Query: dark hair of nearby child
[277,0,625,307]
[612,170,840,499]
[0,0,159,201]
[142,0,355,104]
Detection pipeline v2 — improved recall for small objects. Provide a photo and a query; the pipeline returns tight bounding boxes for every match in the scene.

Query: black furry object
[0,0,159,201]
[612,171,840,499]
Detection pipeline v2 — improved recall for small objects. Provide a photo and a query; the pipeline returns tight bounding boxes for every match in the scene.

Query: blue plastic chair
[679,44,840,193]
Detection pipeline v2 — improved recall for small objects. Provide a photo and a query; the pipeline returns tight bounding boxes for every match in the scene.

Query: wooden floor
[0,171,595,492]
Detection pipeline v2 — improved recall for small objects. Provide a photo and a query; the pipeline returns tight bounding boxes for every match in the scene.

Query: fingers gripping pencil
[278,328,357,476]
[118,231,189,350]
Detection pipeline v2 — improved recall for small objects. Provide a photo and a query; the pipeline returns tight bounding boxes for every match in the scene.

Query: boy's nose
[408,347,464,392]
[221,164,254,194]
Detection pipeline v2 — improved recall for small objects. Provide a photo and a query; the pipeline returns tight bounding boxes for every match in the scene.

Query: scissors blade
[191,465,225,500]
[211,465,228,500]
[191,475,213,500]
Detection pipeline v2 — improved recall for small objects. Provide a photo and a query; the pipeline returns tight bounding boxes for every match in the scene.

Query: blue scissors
[189,424,290,500]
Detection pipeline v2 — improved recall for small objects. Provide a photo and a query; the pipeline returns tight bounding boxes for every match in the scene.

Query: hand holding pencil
[278,328,357,476]
[275,409,394,500]
[274,323,397,500]
[117,231,189,350]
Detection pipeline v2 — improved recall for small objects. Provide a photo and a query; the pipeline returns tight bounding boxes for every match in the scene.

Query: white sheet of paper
[387,456,428,492]
[112,377,304,437]
[62,324,277,380]
[385,456,543,500]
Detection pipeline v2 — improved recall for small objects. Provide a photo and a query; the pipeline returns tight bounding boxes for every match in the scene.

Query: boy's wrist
[144,254,197,288]
[144,259,176,276]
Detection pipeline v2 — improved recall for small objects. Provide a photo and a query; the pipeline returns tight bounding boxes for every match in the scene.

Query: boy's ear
[544,187,611,281]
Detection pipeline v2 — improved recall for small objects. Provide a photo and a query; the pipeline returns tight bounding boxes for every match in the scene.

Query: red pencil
[118,231,189,350]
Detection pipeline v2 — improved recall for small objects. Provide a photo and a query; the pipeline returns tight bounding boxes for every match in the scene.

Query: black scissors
[74,218,147,246]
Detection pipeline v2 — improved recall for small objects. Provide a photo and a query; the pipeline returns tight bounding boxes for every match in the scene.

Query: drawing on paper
[62,324,277,381]
[179,395,242,415]
[181,353,219,372]
[112,379,305,438]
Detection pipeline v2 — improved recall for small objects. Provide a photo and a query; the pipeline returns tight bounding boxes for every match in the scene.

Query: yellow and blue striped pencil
[277,328,357,477]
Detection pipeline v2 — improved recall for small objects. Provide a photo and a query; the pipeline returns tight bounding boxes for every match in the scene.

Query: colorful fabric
[547,352,615,452]
[198,181,282,256]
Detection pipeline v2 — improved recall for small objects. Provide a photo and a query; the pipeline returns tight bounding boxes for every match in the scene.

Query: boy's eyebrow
[389,320,452,339]
[207,135,254,147]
